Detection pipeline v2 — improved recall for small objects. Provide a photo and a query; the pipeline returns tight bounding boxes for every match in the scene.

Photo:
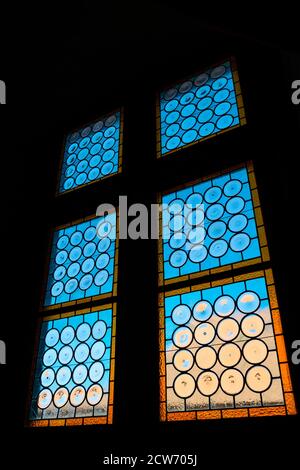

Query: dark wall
[1,2,299,464]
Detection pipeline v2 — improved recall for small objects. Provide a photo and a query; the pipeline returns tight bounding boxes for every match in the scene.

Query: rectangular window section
[28,304,116,426]
[157,58,245,158]
[159,270,296,421]
[58,110,123,194]
[44,211,118,309]
[158,163,268,286]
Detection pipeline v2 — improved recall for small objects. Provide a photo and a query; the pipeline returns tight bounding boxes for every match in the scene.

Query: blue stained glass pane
[59,112,121,193]
[161,167,261,281]
[44,212,117,307]
[29,309,113,422]
[159,61,242,155]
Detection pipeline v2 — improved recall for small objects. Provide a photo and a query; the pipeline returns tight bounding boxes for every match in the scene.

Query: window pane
[159,163,268,285]
[59,111,123,194]
[157,59,245,157]
[159,270,296,421]
[44,211,118,308]
[28,305,116,426]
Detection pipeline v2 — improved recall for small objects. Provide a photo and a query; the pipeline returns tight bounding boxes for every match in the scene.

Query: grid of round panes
[159,61,241,156]
[59,111,122,193]
[44,212,116,307]
[29,309,113,422]
[164,276,285,413]
[161,166,260,281]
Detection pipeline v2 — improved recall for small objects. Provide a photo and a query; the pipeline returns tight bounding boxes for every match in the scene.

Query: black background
[1,1,299,465]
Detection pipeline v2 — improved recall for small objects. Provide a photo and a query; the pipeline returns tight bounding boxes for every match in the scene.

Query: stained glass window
[28,304,116,426]
[158,162,268,287]
[58,110,123,194]
[159,270,296,421]
[44,210,118,309]
[156,58,246,158]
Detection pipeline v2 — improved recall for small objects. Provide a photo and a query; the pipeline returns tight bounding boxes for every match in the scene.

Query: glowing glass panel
[29,307,115,426]
[159,271,296,420]
[158,60,245,157]
[160,166,264,283]
[59,111,122,193]
[44,212,117,307]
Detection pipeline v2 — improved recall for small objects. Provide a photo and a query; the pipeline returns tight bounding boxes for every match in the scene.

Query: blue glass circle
[181,116,196,130]
[76,173,87,185]
[43,349,57,367]
[60,326,75,344]
[181,104,196,117]
[186,192,202,208]
[206,203,224,221]
[169,233,187,249]
[198,109,213,123]
[209,239,228,257]
[166,111,180,124]
[102,149,115,161]
[101,162,114,175]
[98,237,111,253]
[165,99,179,112]
[69,246,82,262]
[56,366,72,386]
[95,270,109,287]
[96,253,110,269]
[58,346,73,365]
[196,85,211,99]
[170,250,187,268]
[77,160,88,173]
[83,242,96,258]
[88,168,100,181]
[64,178,74,190]
[182,129,197,144]
[84,226,97,242]
[82,258,95,273]
[45,329,60,347]
[65,165,75,177]
[68,143,78,154]
[166,123,180,137]
[79,137,90,148]
[92,320,107,340]
[199,122,215,137]
[73,364,88,385]
[55,250,68,265]
[76,323,91,342]
[70,231,83,246]
[103,137,115,150]
[89,362,104,382]
[204,186,222,203]
[57,235,69,250]
[77,148,89,161]
[54,266,66,281]
[166,136,180,150]
[67,154,76,165]
[223,179,242,197]
[187,226,206,244]
[216,114,234,129]
[65,278,78,294]
[180,92,194,105]
[214,89,230,103]
[197,97,212,110]
[41,368,55,387]
[208,221,227,239]
[169,214,185,232]
[91,341,106,360]
[104,126,116,138]
[230,233,251,252]
[189,244,207,263]
[226,196,245,214]
[212,77,228,90]
[90,143,101,156]
[74,343,89,363]
[67,262,80,278]
[228,214,248,233]
[215,101,231,116]
[90,155,101,168]
[91,131,103,143]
